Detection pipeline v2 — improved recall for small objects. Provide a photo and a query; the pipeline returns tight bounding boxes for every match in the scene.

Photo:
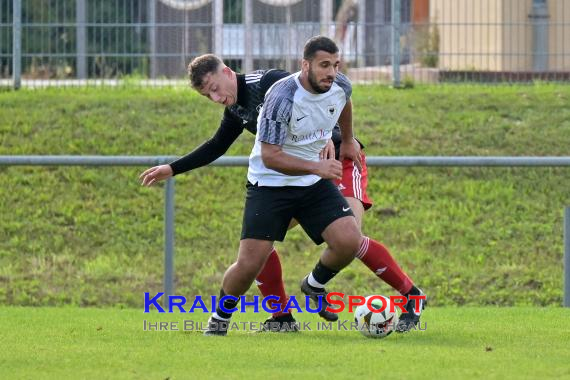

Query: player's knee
[339,224,363,254]
[345,234,363,257]
[235,257,263,281]
[332,233,361,258]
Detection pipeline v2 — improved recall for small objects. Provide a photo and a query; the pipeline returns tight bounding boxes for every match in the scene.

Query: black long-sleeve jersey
[169,69,362,176]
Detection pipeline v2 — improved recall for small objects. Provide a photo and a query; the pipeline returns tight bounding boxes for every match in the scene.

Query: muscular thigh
[294,179,354,245]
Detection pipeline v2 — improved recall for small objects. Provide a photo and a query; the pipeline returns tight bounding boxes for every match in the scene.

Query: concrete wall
[431,0,504,70]
[549,0,570,70]
[430,0,569,71]
[500,0,532,71]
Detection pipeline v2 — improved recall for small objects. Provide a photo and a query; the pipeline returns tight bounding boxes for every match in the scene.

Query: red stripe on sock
[358,237,414,295]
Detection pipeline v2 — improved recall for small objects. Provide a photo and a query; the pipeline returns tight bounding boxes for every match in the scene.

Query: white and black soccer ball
[354,295,399,338]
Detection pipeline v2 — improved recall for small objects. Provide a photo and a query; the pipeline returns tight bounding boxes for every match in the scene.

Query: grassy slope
[1,306,569,379]
[1,84,569,306]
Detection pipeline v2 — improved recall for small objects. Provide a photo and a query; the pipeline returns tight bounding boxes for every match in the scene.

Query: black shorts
[240,179,354,245]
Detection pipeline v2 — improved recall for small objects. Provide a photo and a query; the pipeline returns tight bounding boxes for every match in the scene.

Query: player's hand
[339,139,362,173]
[319,139,335,160]
[139,164,173,186]
[352,138,362,155]
[314,159,342,180]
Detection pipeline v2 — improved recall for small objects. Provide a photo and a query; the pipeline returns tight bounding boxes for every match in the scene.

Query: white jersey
[247,71,352,187]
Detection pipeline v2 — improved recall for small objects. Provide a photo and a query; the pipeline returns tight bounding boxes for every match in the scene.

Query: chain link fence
[1,0,569,88]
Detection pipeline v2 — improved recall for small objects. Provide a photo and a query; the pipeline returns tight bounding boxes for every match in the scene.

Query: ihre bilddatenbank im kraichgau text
[142,292,427,332]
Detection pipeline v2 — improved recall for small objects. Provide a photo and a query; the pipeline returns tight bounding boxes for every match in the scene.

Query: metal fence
[1,0,570,88]
[1,155,569,307]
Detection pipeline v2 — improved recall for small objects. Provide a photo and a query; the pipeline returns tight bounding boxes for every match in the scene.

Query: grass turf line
[1,306,569,379]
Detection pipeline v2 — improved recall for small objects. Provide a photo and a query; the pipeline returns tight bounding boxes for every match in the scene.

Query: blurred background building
[1,0,568,86]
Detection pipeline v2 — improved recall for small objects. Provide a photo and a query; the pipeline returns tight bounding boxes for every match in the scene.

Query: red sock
[256,248,290,317]
[357,236,414,295]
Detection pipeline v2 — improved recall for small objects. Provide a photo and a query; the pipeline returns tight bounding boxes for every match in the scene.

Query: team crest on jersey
[327,104,336,118]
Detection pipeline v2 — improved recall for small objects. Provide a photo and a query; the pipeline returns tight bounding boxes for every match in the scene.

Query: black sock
[215,288,239,320]
[309,260,339,290]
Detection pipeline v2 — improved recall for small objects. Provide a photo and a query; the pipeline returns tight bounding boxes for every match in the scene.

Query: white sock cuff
[212,312,231,322]
[308,272,325,288]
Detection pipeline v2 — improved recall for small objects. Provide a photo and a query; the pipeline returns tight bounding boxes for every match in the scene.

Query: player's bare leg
[205,239,274,336]
[255,248,300,332]
[301,215,362,321]
[345,197,364,229]
[223,239,275,296]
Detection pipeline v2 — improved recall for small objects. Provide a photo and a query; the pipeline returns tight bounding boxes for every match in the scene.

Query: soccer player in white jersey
[205,36,426,335]
[141,53,424,333]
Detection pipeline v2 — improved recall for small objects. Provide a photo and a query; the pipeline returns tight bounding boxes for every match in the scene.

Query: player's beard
[308,65,333,94]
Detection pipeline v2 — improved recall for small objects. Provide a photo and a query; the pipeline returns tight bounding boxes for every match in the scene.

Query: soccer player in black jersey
[140,51,425,334]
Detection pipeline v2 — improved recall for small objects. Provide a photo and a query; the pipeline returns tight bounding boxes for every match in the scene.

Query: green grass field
[1,84,569,307]
[2,306,569,379]
[1,84,570,378]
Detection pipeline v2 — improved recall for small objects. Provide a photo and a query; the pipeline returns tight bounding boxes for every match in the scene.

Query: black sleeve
[169,109,245,176]
[260,69,290,94]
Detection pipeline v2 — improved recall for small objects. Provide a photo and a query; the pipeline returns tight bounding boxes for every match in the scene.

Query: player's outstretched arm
[168,110,245,176]
[140,110,245,187]
[139,164,174,187]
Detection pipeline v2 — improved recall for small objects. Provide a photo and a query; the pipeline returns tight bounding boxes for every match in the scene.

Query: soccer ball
[354,295,399,338]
